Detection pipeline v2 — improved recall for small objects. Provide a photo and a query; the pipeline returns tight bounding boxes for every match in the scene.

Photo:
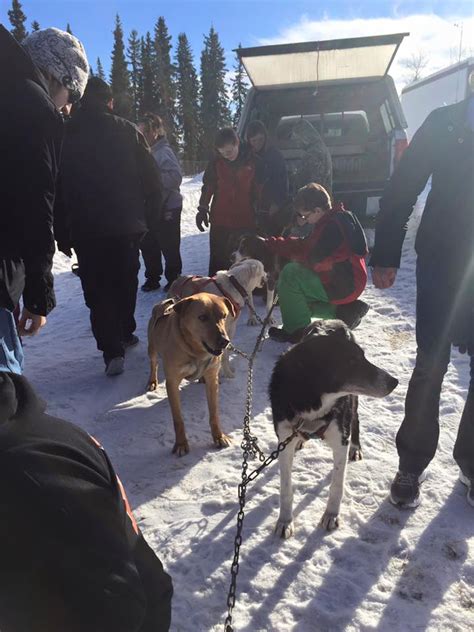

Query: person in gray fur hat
[0,25,89,374]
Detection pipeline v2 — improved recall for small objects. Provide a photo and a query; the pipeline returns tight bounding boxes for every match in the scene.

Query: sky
[0,0,472,90]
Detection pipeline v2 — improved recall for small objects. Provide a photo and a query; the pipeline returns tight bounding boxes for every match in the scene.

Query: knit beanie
[23,28,89,102]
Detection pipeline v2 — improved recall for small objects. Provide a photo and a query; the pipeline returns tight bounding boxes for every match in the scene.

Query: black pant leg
[75,239,124,362]
[118,239,140,341]
[396,257,452,474]
[141,230,163,283]
[453,355,474,478]
[159,209,182,283]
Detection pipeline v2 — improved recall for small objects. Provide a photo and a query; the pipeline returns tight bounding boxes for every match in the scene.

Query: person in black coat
[0,26,89,373]
[370,92,474,509]
[246,120,289,235]
[0,370,173,632]
[54,77,163,376]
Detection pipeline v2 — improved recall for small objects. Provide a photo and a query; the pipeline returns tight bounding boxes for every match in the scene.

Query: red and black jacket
[199,142,257,229]
[265,204,368,304]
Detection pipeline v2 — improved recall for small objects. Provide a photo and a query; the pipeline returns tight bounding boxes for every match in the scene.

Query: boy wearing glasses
[266,183,369,343]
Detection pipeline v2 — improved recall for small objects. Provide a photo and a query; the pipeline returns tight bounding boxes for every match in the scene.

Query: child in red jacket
[196,128,257,275]
[266,183,369,343]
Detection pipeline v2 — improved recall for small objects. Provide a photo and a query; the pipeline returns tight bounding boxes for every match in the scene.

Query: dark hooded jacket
[0,25,63,315]
[0,371,173,632]
[54,104,163,246]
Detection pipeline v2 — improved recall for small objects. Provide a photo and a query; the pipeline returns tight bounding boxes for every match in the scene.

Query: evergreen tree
[110,14,131,119]
[127,29,142,122]
[96,57,106,81]
[8,0,28,43]
[66,23,73,35]
[31,20,40,32]
[200,27,231,159]
[140,33,160,114]
[154,16,177,147]
[176,33,200,163]
[231,44,249,127]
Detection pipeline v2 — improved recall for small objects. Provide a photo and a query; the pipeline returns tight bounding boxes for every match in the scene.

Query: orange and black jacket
[0,372,172,632]
[265,204,368,304]
[199,142,257,229]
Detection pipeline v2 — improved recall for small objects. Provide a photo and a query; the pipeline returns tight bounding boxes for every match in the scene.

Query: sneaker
[268,326,305,344]
[123,334,139,349]
[390,470,427,508]
[105,356,124,377]
[459,471,474,507]
[336,300,370,330]
[141,279,161,292]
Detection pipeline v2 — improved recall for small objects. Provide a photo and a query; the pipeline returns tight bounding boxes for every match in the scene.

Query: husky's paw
[247,316,259,326]
[147,380,158,392]
[349,444,363,461]
[268,316,277,326]
[319,511,339,531]
[275,518,295,539]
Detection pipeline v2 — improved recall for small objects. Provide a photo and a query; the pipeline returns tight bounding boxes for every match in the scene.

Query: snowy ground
[24,179,473,631]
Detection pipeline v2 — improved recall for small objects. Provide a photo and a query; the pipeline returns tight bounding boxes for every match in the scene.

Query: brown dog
[147,292,235,456]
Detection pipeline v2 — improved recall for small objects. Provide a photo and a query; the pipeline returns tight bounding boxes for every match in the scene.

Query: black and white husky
[269,320,398,537]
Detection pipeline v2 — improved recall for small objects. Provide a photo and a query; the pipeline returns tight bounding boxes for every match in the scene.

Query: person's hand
[18,308,47,337]
[372,266,398,289]
[196,206,210,232]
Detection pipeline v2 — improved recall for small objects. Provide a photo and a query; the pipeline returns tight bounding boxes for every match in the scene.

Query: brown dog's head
[173,292,235,356]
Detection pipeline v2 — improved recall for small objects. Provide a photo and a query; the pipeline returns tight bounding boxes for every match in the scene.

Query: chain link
[224,295,302,632]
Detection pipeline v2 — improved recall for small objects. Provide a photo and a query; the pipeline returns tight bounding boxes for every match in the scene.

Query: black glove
[196,206,210,232]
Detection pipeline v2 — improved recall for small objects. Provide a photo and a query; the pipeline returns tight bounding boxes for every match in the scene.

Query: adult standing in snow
[54,78,163,376]
[246,120,289,236]
[137,113,183,292]
[371,91,474,508]
[196,127,258,275]
[0,26,89,374]
[0,370,173,632]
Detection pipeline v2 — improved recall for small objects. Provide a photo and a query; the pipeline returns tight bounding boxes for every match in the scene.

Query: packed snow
[23,179,473,631]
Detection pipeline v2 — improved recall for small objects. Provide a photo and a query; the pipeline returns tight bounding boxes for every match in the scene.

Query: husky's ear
[222,297,236,319]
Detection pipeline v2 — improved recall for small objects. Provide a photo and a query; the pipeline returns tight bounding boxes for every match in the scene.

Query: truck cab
[237,33,409,224]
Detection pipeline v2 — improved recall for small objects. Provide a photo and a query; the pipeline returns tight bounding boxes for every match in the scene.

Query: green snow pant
[277,262,336,333]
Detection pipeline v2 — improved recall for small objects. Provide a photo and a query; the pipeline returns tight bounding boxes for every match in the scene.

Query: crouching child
[266,183,369,343]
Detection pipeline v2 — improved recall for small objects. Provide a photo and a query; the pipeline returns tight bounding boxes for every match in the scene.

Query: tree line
[7,0,249,163]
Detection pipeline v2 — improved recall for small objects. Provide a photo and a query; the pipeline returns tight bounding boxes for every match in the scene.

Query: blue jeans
[0,308,24,374]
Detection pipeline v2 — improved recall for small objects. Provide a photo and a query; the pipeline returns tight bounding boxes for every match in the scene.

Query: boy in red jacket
[266,183,369,343]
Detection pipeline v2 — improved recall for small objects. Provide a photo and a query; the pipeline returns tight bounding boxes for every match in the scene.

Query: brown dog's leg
[147,343,159,391]
[203,364,232,448]
[165,377,189,456]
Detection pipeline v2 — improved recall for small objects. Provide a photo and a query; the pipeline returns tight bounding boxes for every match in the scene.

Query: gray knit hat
[23,28,89,102]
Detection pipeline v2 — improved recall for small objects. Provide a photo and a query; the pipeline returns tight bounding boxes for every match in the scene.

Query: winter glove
[196,206,210,232]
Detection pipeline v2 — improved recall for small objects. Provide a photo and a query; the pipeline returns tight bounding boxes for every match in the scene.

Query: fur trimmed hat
[23,28,89,102]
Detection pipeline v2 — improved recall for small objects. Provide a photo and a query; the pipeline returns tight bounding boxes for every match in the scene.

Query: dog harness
[171,274,248,318]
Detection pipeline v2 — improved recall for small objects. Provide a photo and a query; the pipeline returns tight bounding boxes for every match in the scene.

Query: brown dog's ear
[222,297,236,319]
[173,297,193,316]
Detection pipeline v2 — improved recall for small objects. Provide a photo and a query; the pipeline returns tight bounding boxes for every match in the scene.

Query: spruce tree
[231,44,249,127]
[66,23,73,35]
[140,33,160,114]
[31,20,40,32]
[110,14,131,118]
[176,33,200,163]
[127,29,142,122]
[8,0,28,43]
[154,16,177,147]
[200,27,231,159]
[96,57,106,81]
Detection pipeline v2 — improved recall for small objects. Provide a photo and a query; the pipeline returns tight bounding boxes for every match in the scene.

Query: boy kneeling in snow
[0,371,172,632]
[266,183,369,343]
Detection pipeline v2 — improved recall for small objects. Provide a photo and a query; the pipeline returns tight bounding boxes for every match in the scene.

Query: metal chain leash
[224,295,301,632]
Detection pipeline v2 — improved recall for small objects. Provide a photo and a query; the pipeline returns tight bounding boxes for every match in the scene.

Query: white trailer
[401,57,473,138]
